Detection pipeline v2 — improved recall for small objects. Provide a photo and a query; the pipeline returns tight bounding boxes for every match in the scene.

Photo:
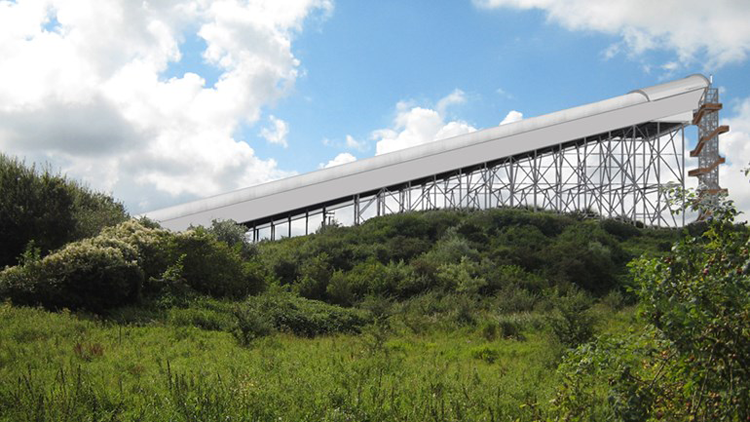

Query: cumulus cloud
[500,110,523,125]
[260,115,289,147]
[321,152,357,168]
[720,98,750,221]
[473,0,750,69]
[373,92,477,155]
[0,0,332,213]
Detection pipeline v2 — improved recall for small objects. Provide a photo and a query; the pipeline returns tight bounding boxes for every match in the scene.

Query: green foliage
[0,235,144,313]
[168,305,234,332]
[252,208,669,304]
[551,331,664,421]
[99,219,173,282]
[470,345,501,364]
[206,218,258,258]
[0,300,571,421]
[233,290,371,340]
[0,219,172,313]
[554,192,750,421]
[0,153,127,268]
[168,228,266,299]
[629,194,750,421]
[547,288,595,348]
[0,219,267,312]
[326,269,355,306]
[600,218,642,241]
[545,223,627,292]
[496,315,524,340]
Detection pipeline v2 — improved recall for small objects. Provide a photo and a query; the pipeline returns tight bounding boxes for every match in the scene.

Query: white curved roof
[144,74,708,230]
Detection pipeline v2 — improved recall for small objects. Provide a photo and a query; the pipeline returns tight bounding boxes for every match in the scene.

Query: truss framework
[249,122,687,242]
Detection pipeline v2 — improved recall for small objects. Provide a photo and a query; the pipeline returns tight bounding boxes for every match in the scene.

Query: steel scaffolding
[249,121,688,242]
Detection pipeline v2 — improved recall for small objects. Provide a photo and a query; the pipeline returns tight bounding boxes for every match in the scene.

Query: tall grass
[0,299,612,421]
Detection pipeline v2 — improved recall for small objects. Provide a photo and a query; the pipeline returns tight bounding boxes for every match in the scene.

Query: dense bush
[0,236,143,313]
[168,228,266,299]
[0,153,127,268]
[546,288,594,348]
[545,223,627,292]
[0,220,268,312]
[206,219,258,258]
[233,290,371,342]
[553,193,750,421]
[255,208,671,303]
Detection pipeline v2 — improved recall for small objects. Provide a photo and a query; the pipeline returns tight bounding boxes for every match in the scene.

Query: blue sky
[0,0,749,216]
[258,0,750,172]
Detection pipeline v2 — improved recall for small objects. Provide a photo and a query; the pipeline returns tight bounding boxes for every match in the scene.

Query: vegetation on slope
[0,154,748,421]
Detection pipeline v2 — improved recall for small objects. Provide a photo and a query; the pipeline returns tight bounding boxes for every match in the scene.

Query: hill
[1,154,748,421]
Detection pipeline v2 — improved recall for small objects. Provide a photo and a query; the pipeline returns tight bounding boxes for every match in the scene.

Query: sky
[0,0,749,220]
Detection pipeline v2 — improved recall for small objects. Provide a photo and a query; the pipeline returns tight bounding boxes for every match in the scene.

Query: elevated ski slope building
[144,74,728,240]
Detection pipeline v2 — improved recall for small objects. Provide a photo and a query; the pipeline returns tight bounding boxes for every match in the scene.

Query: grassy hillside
[2,155,748,421]
[0,207,674,421]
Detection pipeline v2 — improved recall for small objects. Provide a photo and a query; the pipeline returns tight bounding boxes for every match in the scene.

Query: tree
[0,154,127,268]
[553,190,750,421]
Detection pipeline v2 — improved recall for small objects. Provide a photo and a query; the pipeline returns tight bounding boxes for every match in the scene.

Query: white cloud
[720,98,750,221]
[260,115,289,147]
[473,0,750,69]
[0,0,332,213]
[345,134,368,151]
[500,110,523,125]
[436,89,467,116]
[321,152,357,168]
[373,91,477,155]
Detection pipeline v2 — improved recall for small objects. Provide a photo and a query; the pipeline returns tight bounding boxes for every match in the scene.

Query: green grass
[0,297,636,421]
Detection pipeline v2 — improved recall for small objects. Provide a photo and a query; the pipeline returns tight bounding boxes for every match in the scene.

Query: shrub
[292,253,332,300]
[233,306,274,345]
[544,223,626,292]
[489,224,548,270]
[206,219,258,258]
[341,259,389,298]
[436,256,487,295]
[99,219,173,283]
[326,270,355,306]
[0,237,143,313]
[600,218,641,240]
[233,290,370,339]
[600,288,625,310]
[480,320,499,341]
[492,286,539,314]
[553,192,750,421]
[470,345,500,364]
[169,228,265,298]
[546,288,594,348]
[486,264,547,293]
[359,294,394,322]
[497,316,523,340]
